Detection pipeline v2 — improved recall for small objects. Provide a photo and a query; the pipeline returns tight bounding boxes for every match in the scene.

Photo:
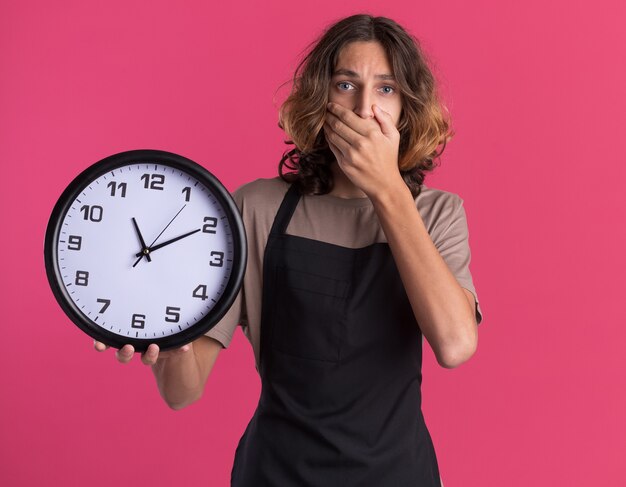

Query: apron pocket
[271,266,349,362]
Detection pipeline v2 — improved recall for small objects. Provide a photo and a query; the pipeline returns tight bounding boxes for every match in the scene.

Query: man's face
[328,40,403,127]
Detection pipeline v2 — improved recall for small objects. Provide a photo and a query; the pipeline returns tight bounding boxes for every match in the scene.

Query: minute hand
[136,228,201,257]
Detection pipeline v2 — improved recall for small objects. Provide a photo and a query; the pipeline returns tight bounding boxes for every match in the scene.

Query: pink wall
[1,0,624,485]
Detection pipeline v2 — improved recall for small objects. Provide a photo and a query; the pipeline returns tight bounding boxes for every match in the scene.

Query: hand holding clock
[94,339,190,365]
[94,335,223,410]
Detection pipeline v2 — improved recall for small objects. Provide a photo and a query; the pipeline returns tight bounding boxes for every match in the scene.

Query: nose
[353,89,374,119]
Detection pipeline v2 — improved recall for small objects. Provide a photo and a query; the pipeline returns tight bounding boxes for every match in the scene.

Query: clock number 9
[68,235,82,251]
[202,216,218,234]
[141,173,165,190]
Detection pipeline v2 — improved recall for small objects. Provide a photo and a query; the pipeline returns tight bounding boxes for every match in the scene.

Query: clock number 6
[131,314,146,329]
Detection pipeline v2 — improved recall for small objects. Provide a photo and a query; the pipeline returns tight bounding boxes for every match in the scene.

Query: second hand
[132,204,187,267]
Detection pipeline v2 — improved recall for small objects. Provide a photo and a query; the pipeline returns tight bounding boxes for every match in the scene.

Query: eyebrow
[332,68,396,81]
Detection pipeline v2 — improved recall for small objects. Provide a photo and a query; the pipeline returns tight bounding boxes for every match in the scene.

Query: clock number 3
[209,251,224,267]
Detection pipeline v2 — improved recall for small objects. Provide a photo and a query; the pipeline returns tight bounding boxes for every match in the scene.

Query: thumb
[372,104,395,137]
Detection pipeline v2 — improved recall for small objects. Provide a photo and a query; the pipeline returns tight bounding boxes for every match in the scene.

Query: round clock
[44,149,246,352]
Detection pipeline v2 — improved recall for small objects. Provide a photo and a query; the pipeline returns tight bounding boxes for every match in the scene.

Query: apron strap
[269,183,301,236]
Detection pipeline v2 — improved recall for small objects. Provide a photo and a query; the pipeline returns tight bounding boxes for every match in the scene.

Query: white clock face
[55,162,235,342]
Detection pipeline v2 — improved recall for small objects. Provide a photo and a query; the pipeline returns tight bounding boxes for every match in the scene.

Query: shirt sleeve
[204,287,243,348]
[434,195,483,325]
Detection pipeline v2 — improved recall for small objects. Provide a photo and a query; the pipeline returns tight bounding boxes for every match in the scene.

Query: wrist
[370,178,412,209]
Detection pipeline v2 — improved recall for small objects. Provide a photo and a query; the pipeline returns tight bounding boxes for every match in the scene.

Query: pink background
[1,0,624,485]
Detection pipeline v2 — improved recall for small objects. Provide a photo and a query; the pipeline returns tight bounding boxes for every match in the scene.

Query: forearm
[371,184,477,368]
[151,349,204,409]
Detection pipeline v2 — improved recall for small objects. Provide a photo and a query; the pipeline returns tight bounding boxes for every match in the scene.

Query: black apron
[231,183,441,486]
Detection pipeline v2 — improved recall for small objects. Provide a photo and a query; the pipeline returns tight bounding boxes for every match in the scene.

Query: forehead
[333,41,393,73]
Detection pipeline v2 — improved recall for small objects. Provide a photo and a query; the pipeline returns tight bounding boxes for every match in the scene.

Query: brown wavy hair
[277,13,454,199]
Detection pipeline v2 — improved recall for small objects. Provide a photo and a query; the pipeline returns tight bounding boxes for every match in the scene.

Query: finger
[141,343,160,366]
[327,102,370,136]
[93,340,109,352]
[115,344,135,364]
[372,104,397,137]
[325,136,344,164]
[324,125,347,159]
[325,111,360,146]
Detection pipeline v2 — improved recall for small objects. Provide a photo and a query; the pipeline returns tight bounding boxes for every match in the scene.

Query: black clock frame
[44,149,247,352]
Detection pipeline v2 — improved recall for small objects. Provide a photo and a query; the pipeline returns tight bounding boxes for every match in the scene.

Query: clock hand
[131,217,151,263]
[134,228,201,257]
[132,204,187,267]
[148,204,186,248]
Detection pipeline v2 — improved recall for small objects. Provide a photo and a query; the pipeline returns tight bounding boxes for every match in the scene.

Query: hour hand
[131,217,151,263]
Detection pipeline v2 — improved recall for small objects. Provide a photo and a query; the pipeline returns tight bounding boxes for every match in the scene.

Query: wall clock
[44,149,246,352]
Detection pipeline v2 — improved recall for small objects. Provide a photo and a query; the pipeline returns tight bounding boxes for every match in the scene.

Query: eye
[380,85,396,94]
[337,82,354,91]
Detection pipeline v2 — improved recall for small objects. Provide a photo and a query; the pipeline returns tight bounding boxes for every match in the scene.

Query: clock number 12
[141,174,165,190]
